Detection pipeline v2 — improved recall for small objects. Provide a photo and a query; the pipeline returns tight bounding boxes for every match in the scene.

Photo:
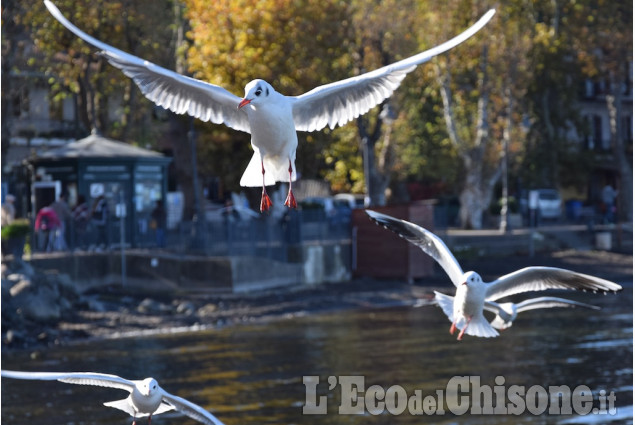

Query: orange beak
[238,98,251,109]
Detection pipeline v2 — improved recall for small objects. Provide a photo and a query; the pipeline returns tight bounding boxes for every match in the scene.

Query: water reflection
[2,287,632,425]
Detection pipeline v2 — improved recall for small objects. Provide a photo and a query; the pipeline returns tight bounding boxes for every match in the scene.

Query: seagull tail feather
[465,313,499,338]
[239,151,275,187]
[104,398,146,417]
[433,291,455,322]
[264,155,296,184]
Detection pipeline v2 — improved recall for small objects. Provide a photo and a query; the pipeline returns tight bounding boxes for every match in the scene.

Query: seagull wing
[161,390,226,425]
[483,300,516,330]
[366,210,464,286]
[515,296,601,313]
[44,0,250,133]
[291,9,495,132]
[485,267,622,301]
[1,370,134,392]
[482,300,505,315]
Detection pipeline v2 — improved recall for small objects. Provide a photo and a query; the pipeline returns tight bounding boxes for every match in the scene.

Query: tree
[346,0,418,206]
[24,0,174,142]
[411,1,528,229]
[521,0,593,189]
[1,0,30,171]
[572,0,633,222]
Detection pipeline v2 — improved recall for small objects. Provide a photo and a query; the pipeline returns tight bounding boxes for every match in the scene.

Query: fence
[32,209,353,261]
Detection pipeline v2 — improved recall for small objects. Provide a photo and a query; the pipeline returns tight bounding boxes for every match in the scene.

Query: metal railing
[32,209,353,260]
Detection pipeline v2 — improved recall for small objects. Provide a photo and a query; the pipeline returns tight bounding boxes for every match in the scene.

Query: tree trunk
[163,0,199,220]
[357,105,391,207]
[436,46,499,229]
[606,77,633,223]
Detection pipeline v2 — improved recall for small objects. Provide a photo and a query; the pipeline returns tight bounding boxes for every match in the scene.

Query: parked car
[334,193,366,209]
[520,189,562,221]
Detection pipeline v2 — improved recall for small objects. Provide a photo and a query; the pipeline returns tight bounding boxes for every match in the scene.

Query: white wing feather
[1,370,134,392]
[162,390,227,425]
[291,9,495,132]
[44,0,250,133]
[515,296,600,313]
[485,297,600,330]
[485,267,622,301]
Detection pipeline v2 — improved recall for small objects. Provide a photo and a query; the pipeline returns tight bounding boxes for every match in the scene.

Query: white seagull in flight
[44,0,495,212]
[365,210,622,340]
[1,370,226,425]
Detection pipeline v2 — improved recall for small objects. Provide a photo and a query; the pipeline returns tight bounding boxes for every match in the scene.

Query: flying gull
[1,370,225,425]
[365,210,622,340]
[44,0,495,212]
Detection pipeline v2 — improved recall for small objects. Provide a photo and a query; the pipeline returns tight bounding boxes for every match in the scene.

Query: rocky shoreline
[2,249,632,351]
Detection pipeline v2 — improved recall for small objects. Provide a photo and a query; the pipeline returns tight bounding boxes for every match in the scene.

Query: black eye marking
[265,87,269,96]
[255,87,262,96]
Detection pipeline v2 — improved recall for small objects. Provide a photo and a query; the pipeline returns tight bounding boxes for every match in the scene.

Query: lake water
[2,286,632,425]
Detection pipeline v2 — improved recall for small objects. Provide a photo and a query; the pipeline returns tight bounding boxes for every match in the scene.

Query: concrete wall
[27,242,351,294]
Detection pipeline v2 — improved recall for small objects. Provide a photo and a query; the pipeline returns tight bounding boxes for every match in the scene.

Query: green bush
[1,219,31,240]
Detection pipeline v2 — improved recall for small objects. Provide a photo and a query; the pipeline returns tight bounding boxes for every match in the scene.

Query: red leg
[260,160,272,212]
[148,414,152,425]
[284,160,297,208]
[457,316,472,341]
[449,321,457,335]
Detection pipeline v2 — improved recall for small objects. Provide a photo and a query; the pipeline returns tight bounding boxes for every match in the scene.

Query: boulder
[14,285,62,323]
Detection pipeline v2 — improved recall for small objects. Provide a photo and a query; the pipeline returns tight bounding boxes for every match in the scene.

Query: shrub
[1,219,31,240]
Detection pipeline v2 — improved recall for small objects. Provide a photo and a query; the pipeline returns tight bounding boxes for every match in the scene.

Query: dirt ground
[4,249,632,351]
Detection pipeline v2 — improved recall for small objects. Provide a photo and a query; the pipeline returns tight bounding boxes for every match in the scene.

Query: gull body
[238,79,298,210]
[112,377,165,419]
[365,210,622,340]
[450,271,494,339]
[1,370,225,425]
[43,0,495,211]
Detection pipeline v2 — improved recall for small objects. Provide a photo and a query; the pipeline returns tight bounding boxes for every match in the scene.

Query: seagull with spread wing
[44,0,495,212]
[365,210,622,340]
[1,370,225,425]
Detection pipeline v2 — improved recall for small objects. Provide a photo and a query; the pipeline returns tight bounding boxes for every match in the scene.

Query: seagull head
[139,378,159,397]
[239,79,272,109]
[461,271,482,286]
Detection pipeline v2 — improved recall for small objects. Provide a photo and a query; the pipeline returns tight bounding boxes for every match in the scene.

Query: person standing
[151,200,167,248]
[92,195,109,250]
[601,183,618,223]
[51,193,72,250]
[72,195,90,250]
[35,206,61,252]
[1,194,16,226]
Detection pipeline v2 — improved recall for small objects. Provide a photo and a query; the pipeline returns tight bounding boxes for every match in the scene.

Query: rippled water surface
[2,286,632,425]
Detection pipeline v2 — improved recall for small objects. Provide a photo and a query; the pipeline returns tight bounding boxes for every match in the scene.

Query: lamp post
[499,86,512,233]
[116,190,126,286]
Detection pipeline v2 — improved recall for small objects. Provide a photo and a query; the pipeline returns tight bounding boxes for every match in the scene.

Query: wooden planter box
[352,202,435,282]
